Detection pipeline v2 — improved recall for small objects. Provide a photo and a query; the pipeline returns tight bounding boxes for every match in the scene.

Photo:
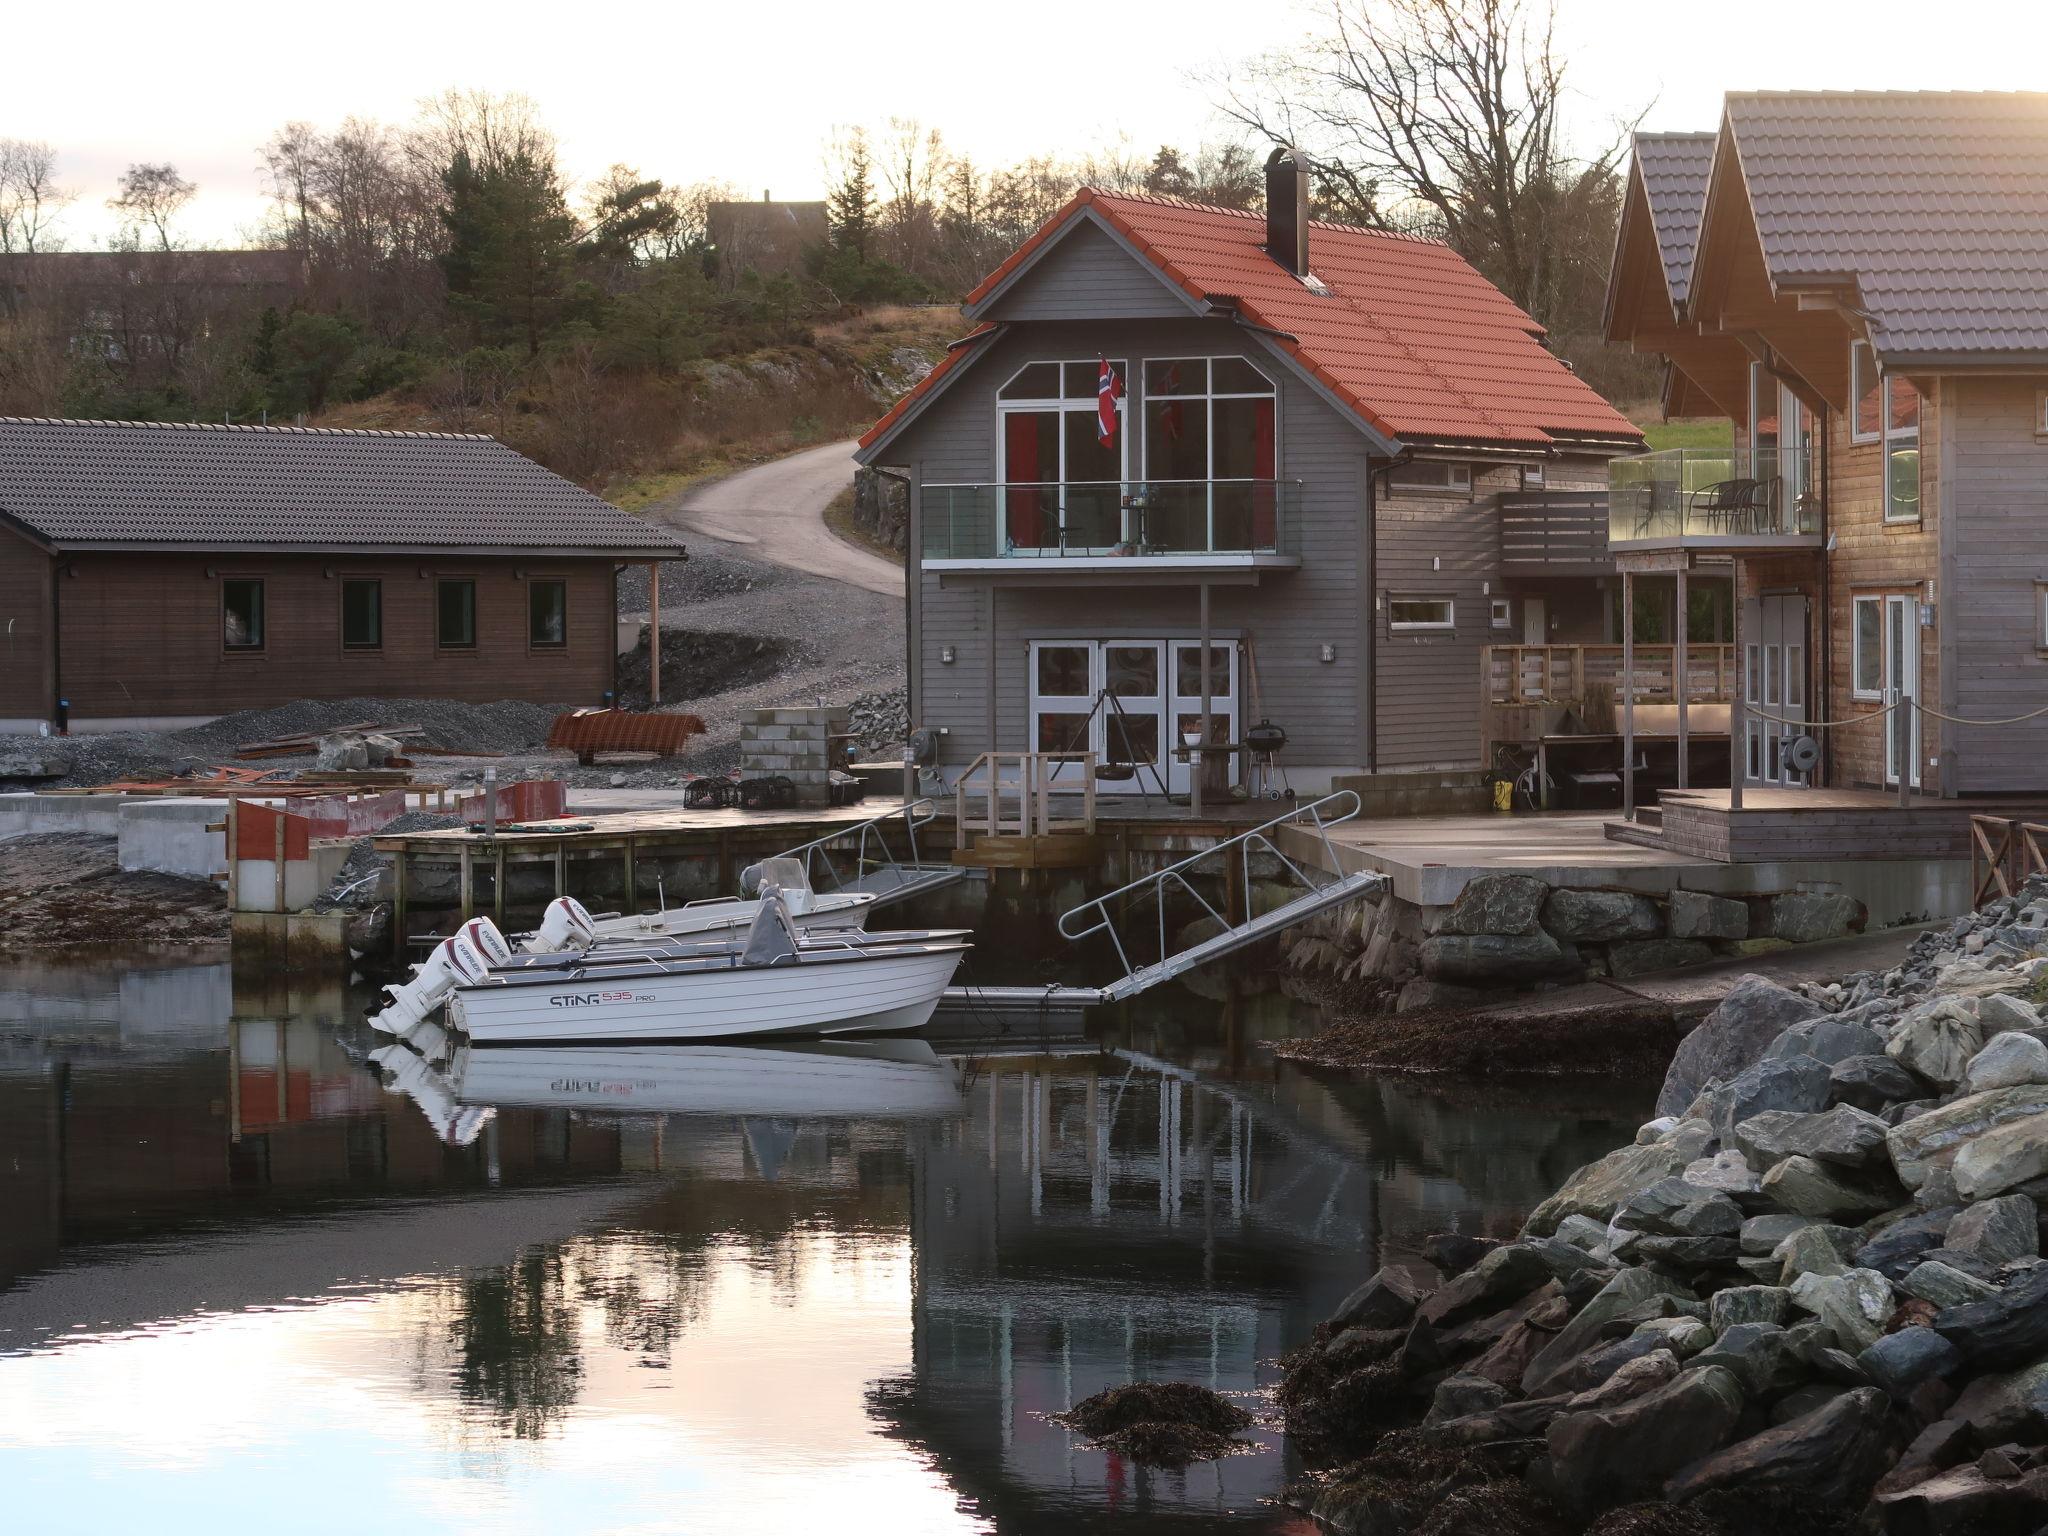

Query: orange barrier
[546,709,706,764]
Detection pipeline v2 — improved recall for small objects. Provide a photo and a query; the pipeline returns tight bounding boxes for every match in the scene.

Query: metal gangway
[947,790,1387,1011]
[758,798,968,910]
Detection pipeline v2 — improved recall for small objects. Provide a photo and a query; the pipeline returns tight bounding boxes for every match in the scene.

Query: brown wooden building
[0,417,682,732]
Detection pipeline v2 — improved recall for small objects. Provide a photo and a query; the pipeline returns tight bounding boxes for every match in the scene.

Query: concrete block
[117,797,227,880]
[0,791,137,840]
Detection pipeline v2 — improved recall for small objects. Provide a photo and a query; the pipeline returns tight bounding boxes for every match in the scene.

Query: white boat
[445,895,969,1045]
[451,1038,966,1118]
[521,859,874,954]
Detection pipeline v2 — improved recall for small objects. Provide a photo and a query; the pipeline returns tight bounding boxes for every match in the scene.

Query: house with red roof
[857,149,1642,797]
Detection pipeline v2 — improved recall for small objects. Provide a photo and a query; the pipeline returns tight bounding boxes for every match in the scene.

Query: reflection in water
[0,956,1650,1534]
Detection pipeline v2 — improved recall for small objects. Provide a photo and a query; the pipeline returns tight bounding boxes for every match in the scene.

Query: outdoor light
[941,644,957,664]
[1319,643,1336,663]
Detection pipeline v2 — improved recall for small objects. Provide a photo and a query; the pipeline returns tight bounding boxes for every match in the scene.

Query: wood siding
[51,552,618,723]
[0,523,53,721]
[980,219,1196,322]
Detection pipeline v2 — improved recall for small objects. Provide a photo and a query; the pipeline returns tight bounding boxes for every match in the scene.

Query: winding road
[668,439,900,597]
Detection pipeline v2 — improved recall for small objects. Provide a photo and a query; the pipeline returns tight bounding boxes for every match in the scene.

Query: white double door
[1741,594,1811,787]
[1029,639,1239,794]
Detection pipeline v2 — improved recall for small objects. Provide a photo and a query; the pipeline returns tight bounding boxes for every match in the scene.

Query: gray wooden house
[855,152,1643,797]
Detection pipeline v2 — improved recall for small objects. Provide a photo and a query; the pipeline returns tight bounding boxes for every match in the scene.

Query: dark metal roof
[0,417,683,558]
[1723,90,2048,359]
[1633,132,1717,310]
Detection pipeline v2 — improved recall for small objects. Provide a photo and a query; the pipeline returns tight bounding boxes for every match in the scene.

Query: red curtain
[1252,398,1277,547]
[1004,413,1043,548]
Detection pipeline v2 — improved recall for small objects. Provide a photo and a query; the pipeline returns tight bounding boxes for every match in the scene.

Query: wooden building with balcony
[1606,94,2048,846]
[857,150,1642,799]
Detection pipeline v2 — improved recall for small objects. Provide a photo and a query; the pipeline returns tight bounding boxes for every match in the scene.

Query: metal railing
[922,479,1303,559]
[753,798,941,894]
[1057,790,1365,991]
[1607,446,1821,542]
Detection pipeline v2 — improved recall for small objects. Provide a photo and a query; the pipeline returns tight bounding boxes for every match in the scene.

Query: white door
[1741,594,1811,787]
[1521,597,1547,646]
[1025,639,1238,795]
[1167,641,1241,795]
[1883,594,1922,790]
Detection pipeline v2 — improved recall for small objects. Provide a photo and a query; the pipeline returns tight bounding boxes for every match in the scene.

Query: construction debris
[546,709,707,765]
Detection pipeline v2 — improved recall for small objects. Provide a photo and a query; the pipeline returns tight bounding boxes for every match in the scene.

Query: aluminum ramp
[942,790,1385,1010]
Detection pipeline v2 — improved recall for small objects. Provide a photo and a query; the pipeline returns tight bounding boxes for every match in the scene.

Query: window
[997,357,1127,551]
[1519,463,1546,490]
[1850,342,1882,443]
[1884,375,1921,522]
[1141,355,1278,550]
[341,578,382,650]
[1853,595,1884,698]
[2038,584,2048,649]
[528,579,567,648]
[1387,461,1472,495]
[437,578,476,648]
[222,578,264,651]
[1389,596,1455,632]
[1490,598,1513,629]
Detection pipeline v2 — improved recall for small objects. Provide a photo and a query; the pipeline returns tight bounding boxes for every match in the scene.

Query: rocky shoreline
[1280,875,2048,1533]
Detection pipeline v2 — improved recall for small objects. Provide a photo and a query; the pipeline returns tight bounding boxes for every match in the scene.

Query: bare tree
[0,140,74,253]
[108,162,197,251]
[1215,0,1643,326]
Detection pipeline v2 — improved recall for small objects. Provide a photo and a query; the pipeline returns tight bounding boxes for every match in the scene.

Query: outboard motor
[525,897,599,954]
[459,915,514,967]
[370,931,490,1034]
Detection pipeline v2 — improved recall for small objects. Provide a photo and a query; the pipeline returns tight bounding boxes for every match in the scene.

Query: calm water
[0,954,1651,1535]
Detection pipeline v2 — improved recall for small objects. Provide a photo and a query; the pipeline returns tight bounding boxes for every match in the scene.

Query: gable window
[1851,342,1881,444]
[528,579,567,649]
[1389,596,1455,632]
[1884,376,1921,522]
[997,358,1126,552]
[1141,356,1278,551]
[437,578,476,649]
[1853,595,1883,698]
[1387,461,1473,496]
[341,579,382,650]
[223,578,264,651]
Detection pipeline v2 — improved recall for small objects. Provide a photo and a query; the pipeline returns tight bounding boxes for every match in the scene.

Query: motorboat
[365,1022,495,1147]
[371,897,969,1045]
[521,859,874,953]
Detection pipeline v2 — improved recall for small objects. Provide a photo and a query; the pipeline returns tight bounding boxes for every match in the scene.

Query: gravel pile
[847,686,909,753]
[169,698,562,757]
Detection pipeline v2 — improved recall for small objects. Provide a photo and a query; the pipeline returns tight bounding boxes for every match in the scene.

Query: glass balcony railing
[921,480,1303,560]
[1607,447,1822,543]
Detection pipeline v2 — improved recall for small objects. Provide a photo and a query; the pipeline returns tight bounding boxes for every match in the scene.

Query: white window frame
[1850,341,1881,445]
[1883,374,1921,524]
[2037,583,2048,650]
[1519,462,1546,490]
[1389,595,1455,633]
[1387,461,1473,496]
[995,357,1129,550]
[1138,355,1279,552]
[1490,598,1513,629]
[1852,594,1883,700]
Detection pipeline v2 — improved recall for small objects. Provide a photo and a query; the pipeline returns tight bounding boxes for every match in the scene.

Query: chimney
[762,188,770,202]
[1265,145,1310,279]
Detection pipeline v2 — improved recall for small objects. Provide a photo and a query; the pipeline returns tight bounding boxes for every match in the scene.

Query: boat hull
[449,943,967,1045]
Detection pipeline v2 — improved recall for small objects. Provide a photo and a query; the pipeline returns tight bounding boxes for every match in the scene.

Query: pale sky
[12,0,2048,248]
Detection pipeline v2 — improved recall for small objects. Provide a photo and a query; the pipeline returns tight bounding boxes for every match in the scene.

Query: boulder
[1627,1235,1738,1270]
[1440,872,1548,936]
[1522,1266,1699,1396]
[1766,1015,1889,1067]
[1563,1348,1681,1414]
[1708,1284,1792,1333]
[1760,1154,1901,1220]
[1543,888,1662,943]
[1830,1053,1927,1113]
[1524,1123,1713,1235]
[1551,1217,1612,1255]
[1633,1315,1714,1357]
[1857,1326,1963,1399]
[1735,1104,1892,1172]
[1687,1321,1799,1395]
[1420,1233,1500,1276]
[1772,1224,1864,1282]
[1950,1358,2048,1441]
[1887,999,1986,1089]
[1899,1260,2000,1309]
[1608,938,1715,979]
[1418,931,1576,985]
[1665,1386,1892,1508]
[1708,1056,1834,1141]
[1953,1111,2048,1202]
[1617,1178,1743,1239]
[1788,1266,1894,1352]
[1856,1207,1960,1281]
[1963,1031,2048,1093]
[1656,975,1824,1118]
[1977,992,2044,1036]
[1668,889,1748,942]
[1884,1083,2048,1190]
[1945,1194,2039,1266]
[314,732,369,771]
[1933,1261,2048,1363]
[1767,891,1864,944]
[1872,1464,2048,1536]
[1742,1213,1814,1255]
[1547,1364,1746,1513]
[1682,1150,1760,1198]
[1330,1266,1427,1331]
[0,749,70,778]
[1416,1243,1553,1327]
[1424,1372,1509,1425]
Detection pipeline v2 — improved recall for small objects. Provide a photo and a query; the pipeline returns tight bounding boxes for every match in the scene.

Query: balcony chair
[1686,479,1771,535]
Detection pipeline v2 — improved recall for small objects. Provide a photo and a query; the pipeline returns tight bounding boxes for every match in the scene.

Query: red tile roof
[861,188,1639,452]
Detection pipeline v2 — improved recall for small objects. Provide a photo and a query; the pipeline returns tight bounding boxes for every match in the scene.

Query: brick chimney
[1264,146,1310,278]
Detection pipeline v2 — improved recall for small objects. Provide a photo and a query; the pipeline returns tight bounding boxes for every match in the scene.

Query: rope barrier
[1731,699,2048,731]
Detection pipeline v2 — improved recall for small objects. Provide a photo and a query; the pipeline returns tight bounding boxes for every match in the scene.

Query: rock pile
[846,686,909,753]
[1283,875,2048,1534]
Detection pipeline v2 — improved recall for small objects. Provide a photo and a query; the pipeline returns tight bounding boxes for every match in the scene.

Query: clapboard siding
[981,219,1196,322]
[1946,376,2048,792]
[902,316,1368,773]
[0,523,53,719]
[1375,469,1501,770]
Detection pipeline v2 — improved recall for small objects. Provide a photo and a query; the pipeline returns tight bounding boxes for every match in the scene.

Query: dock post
[494,847,506,925]
[1897,690,1913,809]
[459,844,474,921]
[1621,567,1635,821]
[624,837,636,911]
[1675,564,1690,790]
[393,849,408,946]
[554,843,567,899]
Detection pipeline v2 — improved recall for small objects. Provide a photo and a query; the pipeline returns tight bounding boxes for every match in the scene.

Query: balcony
[921,480,1304,578]
[1499,490,1612,577]
[1607,447,1823,555]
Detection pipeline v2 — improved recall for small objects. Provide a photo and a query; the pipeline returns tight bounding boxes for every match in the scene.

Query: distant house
[0,248,309,359]
[855,151,1642,795]
[1605,91,2048,798]
[706,196,828,277]
[0,418,682,733]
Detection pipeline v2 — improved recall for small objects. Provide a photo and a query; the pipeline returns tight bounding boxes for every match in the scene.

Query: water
[0,954,1652,1535]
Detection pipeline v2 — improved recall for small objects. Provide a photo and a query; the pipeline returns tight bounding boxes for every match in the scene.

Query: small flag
[1096,357,1121,445]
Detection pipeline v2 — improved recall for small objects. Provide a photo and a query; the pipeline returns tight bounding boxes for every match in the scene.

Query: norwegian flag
[1096,357,1122,445]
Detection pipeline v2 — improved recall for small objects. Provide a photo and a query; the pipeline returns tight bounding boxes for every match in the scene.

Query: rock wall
[851,466,909,553]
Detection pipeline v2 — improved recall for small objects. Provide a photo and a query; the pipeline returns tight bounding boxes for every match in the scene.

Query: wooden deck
[1609,788,2048,863]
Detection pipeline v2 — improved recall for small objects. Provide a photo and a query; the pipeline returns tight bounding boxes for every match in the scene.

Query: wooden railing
[954,751,1097,848]
[1970,815,2048,907]
[1498,491,1611,573]
[1482,643,1736,757]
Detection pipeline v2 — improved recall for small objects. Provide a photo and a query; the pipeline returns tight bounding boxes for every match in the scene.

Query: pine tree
[827,127,875,260]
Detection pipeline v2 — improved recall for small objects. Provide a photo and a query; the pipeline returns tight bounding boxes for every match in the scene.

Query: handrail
[1056,790,1363,983]
[954,751,1097,847]
[755,798,941,896]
